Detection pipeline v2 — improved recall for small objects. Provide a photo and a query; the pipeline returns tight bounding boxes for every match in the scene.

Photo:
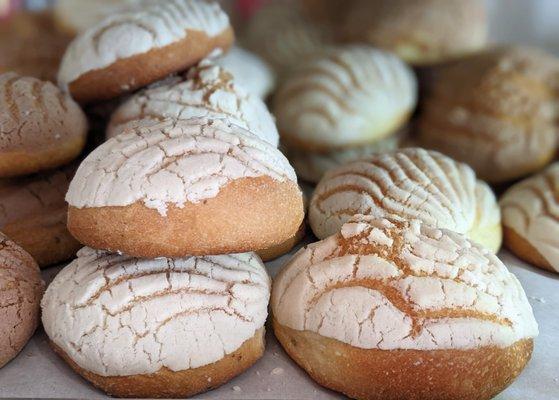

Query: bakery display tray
[0,245,557,400]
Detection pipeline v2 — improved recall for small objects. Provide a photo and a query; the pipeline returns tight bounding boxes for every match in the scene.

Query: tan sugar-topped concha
[0,72,87,177]
[42,248,270,398]
[272,216,537,400]
[243,0,332,80]
[309,148,502,253]
[418,46,559,183]
[342,0,488,66]
[58,0,233,104]
[107,59,279,146]
[0,233,44,369]
[0,166,80,267]
[500,163,559,274]
[67,118,304,258]
[274,45,417,151]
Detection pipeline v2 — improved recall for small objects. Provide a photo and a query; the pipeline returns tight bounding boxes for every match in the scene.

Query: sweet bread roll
[107,59,278,146]
[67,118,304,258]
[42,248,270,398]
[215,46,275,99]
[0,233,44,368]
[243,0,332,80]
[274,46,417,151]
[309,148,502,253]
[0,167,81,268]
[500,163,559,273]
[418,46,559,183]
[0,73,88,178]
[342,0,488,66]
[286,132,402,184]
[0,11,71,82]
[272,217,538,400]
[58,0,233,104]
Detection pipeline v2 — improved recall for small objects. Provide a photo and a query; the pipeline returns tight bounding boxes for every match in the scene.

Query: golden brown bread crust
[3,208,80,268]
[51,328,265,398]
[257,220,306,262]
[418,46,559,183]
[0,135,86,178]
[503,226,556,273]
[68,176,305,258]
[68,28,234,104]
[273,319,533,400]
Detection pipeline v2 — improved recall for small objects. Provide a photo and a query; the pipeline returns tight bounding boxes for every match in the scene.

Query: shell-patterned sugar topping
[272,216,538,351]
[274,46,417,150]
[58,0,230,86]
[500,163,559,272]
[42,247,270,376]
[243,0,332,79]
[0,72,87,151]
[66,118,297,216]
[107,58,279,146]
[309,148,501,252]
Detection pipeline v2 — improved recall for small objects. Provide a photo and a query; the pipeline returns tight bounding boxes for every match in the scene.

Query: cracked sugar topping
[107,59,279,146]
[274,45,417,148]
[42,247,270,376]
[0,72,87,151]
[272,216,537,350]
[310,148,501,251]
[58,0,230,86]
[66,118,297,216]
[0,233,44,366]
[500,163,559,272]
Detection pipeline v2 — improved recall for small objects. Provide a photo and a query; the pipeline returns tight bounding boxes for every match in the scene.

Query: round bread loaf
[215,46,275,99]
[0,11,71,82]
[67,118,304,258]
[243,0,332,80]
[342,0,487,66]
[309,148,502,253]
[0,167,81,268]
[272,216,537,400]
[53,0,144,35]
[274,46,417,151]
[107,59,279,146]
[500,163,559,273]
[0,233,44,368]
[58,0,233,104]
[418,46,559,183]
[42,247,270,398]
[0,72,88,178]
[286,133,401,184]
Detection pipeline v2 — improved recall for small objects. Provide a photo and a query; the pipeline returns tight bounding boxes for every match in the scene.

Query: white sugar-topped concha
[310,148,502,253]
[67,118,297,216]
[500,163,559,272]
[58,0,230,87]
[215,46,275,99]
[274,45,417,150]
[107,59,279,146]
[42,247,270,376]
[272,216,538,351]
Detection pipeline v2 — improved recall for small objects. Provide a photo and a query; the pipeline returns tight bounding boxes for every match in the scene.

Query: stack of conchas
[0,72,86,267]
[273,45,417,183]
[40,1,305,398]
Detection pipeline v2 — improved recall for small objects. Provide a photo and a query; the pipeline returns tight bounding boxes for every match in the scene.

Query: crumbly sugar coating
[107,59,279,146]
[272,217,538,350]
[42,247,270,376]
[67,118,297,216]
